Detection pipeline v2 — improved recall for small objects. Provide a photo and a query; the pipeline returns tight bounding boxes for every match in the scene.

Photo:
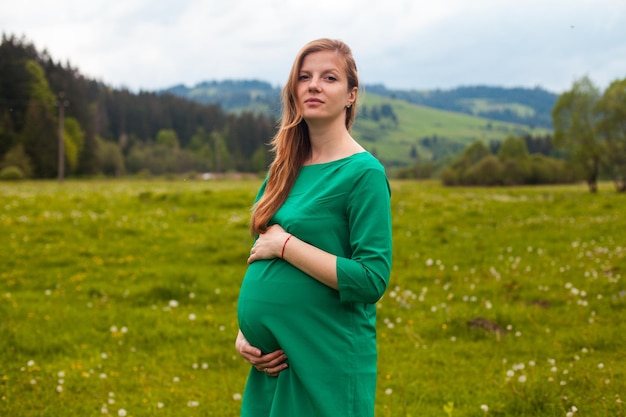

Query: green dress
[237,152,392,417]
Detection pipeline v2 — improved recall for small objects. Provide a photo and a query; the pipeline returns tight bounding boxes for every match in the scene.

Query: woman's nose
[308,77,320,91]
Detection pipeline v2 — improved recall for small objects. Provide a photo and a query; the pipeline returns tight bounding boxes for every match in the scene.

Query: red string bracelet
[281,235,292,259]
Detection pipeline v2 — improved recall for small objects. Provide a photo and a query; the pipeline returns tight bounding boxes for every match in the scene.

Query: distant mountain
[162,80,557,128]
[162,80,281,115]
[365,84,557,128]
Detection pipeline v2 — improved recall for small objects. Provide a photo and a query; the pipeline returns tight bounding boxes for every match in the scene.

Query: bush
[136,168,153,179]
[500,159,531,185]
[528,155,577,184]
[440,167,459,186]
[0,144,34,178]
[96,137,125,176]
[442,137,579,187]
[0,166,25,180]
[464,155,504,185]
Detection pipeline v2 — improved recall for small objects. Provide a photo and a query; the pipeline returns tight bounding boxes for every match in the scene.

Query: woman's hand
[247,224,290,264]
[248,224,339,290]
[235,330,288,377]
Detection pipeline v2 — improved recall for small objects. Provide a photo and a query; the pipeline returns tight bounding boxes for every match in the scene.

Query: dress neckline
[301,151,368,168]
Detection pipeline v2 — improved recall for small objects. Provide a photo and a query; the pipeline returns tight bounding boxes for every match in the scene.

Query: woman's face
[296,50,356,126]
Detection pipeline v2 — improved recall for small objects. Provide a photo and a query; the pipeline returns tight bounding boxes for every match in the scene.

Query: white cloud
[1,0,625,92]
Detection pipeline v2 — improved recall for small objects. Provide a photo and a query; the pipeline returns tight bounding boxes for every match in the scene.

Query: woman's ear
[347,87,357,108]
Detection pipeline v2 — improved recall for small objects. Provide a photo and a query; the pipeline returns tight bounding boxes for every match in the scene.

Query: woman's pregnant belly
[237,259,340,354]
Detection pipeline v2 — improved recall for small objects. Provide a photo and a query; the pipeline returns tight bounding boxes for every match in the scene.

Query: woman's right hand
[235,329,288,377]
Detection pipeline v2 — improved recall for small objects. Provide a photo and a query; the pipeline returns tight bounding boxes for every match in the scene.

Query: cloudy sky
[2,0,625,93]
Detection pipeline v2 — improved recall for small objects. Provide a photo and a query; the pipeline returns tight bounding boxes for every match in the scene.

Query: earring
[346,104,352,109]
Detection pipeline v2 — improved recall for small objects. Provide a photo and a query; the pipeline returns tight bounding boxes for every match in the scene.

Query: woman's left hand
[235,330,288,377]
[247,224,290,264]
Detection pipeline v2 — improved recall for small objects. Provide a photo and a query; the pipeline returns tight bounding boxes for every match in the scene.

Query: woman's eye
[298,74,310,81]
[326,76,337,82]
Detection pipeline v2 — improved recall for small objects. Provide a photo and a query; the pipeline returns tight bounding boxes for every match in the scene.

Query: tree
[156,129,180,149]
[0,110,18,157]
[380,104,398,125]
[441,136,576,187]
[77,103,100,177]
[595,78,626,192]
[455,141,491,171]
[211,131,232,173]
[21,98,57,177]
[552,76,601,192]
[441,141,492,186]
[188,127,215,171]
[465,155,504,186]
[26,60,56,112]
[96,137,125,176]
[63,117,85,173]
[498,136,531,185]
[20,60,58,177]
[251,147,270,173]
[0,144,34,178]
[498,135,529,160]
[527,154,573,185]
[0,35,42,137]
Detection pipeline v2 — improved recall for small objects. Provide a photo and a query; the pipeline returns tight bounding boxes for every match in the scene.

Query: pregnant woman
[235,38,393,417]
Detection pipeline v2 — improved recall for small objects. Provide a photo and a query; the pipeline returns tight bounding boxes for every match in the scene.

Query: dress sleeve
[336,166,392,304]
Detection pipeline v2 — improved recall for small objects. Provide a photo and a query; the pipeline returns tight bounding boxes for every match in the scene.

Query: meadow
[1,179,624,417]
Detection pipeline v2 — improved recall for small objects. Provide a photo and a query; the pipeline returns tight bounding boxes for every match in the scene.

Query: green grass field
[1,179,624,416]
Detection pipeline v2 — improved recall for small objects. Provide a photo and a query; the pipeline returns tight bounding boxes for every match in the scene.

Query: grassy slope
[353,93,551,166]
[457,98,536,117]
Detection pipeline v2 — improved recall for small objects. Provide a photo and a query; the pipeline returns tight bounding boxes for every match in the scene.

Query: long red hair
[250,38,359,235]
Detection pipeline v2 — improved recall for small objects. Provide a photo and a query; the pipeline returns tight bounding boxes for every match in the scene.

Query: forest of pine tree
[0,34,276,179]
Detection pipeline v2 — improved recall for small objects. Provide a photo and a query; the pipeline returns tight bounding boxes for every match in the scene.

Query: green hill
[365,84,557,128]
[353,93,550,167]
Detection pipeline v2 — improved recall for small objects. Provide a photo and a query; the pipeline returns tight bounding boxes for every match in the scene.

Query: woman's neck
[304,124,364,166]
